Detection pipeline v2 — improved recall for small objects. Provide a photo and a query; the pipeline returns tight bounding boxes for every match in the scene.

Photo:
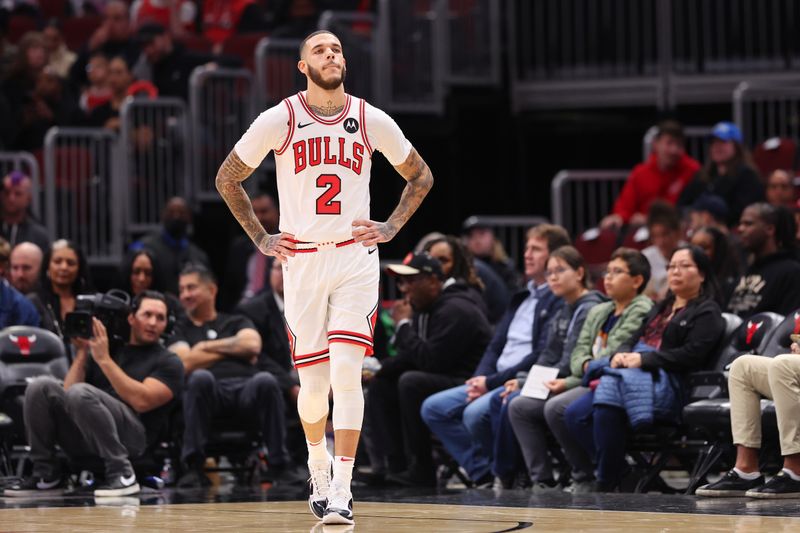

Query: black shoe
[746,470,800,499]
[4,475,65,497]
[469,471,495,489]
[177,467,212,488]
[696,470,765,497]
[94,472,140,498]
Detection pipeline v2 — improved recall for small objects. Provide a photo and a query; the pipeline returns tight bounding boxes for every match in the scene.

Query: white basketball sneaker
[322,479,354,525]
[308,453,333,520]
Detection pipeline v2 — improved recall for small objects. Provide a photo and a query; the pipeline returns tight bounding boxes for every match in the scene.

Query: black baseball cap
[691,193,729,222]
[386,252,444,278]
[462,216,491,234]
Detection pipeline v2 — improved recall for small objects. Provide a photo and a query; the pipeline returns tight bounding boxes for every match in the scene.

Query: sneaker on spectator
[695,470,764,497]
[564,479,597,494]
[94,471,140,497]
[531,478,560,495]
[746,470,800,499]
[4,475,66,497]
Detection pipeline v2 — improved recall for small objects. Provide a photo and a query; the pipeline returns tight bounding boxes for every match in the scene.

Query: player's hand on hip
[352,219,394,247]
[258,232,296,262]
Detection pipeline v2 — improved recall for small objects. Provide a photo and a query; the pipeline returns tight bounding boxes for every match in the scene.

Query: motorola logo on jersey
[343,118,359,134]
[293,136,365,175]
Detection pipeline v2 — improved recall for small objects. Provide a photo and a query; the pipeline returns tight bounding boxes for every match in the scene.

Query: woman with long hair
[690,226,741,307]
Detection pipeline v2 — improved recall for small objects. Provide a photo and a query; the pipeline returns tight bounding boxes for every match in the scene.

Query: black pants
[24,378,146,479]
[182,370,289,467]
[367,370,463,475]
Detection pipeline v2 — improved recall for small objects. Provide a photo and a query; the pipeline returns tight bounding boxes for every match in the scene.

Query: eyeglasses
[666,262,697,272]
[602,268,630,278]
[545,266,572,278]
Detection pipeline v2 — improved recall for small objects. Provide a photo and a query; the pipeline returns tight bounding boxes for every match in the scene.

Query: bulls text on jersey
[292,136,366,175]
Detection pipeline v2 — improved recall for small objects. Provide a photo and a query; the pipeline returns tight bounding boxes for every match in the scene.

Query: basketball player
[216,30,433,525]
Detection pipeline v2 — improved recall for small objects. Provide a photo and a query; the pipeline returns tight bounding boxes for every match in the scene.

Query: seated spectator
[28,239,92,337]
[220,192,279,311]
[697,342,800,498]
[509,247,653,493]
[83,55,134,131]
[463,216,521,291]
[727,203,800,319]
[70,0,140,88]
[642,201,683,302]
[168,264,290,486]
[1,171,50,255]
[3,31,48,149]
[130,197,210,295]
[235,259,299,402]
[201,0,265,54]
[78,52,112,113]
[118,248,183,322]
[4,291,183,498]
[424,234,499,322]
[9,241,43,294]
[43,19,77,79]
[131,0,197,37]
[678,122,765,227]
[0,236,38,327]
[690,226,741,308]
[17,68,79,150]
[601,120,700,230]
[496,245,606,490]
[421,224,570,486]
[687,193,730,236]
[565,245,725,492]
[367,252,492,486]
[133,22,223,100]
[765,169,796,208]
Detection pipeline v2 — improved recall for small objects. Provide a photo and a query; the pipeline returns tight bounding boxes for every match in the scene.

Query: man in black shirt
[169,264,289,486]
[5,291,183,498]
[0,171,50,253]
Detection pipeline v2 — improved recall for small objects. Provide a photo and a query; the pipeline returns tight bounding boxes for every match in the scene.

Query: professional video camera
[64,289,132,348]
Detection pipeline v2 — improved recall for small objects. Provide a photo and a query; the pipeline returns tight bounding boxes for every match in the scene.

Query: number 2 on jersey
[316,174,341,215]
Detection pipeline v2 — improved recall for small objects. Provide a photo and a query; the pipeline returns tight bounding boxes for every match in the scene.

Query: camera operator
[5,291,183,498]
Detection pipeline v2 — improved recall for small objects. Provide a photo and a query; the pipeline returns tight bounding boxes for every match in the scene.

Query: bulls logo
[792,312,800,334]
[746,321,763,346]
[9,334,37,357]
[343,118,359,134]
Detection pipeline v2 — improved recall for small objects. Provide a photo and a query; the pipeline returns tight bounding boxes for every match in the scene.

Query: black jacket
[377,280,491,380]
[235,289,297,393]
[726,250,800,319]
[621,298,726,374]
[677,163,765,227]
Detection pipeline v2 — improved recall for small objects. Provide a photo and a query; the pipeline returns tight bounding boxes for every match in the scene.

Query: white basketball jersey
[234,91,412,243]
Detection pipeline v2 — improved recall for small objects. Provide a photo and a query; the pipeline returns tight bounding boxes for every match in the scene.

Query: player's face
[300,34,346,91]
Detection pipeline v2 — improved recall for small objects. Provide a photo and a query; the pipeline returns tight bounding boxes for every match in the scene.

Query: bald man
[0,172,50,253]
[9,242,43,294]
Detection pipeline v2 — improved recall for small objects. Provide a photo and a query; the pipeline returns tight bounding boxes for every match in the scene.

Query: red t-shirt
[202,0,255,45]
[612,152,701,222]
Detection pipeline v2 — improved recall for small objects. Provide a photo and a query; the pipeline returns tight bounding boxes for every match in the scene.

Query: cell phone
[791,334,800,344]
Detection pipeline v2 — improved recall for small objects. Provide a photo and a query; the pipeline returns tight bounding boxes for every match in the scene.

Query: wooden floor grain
[1,500,799,532]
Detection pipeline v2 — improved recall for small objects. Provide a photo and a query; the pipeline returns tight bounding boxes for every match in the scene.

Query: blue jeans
[421,384,505,480]
[563,390,629,488]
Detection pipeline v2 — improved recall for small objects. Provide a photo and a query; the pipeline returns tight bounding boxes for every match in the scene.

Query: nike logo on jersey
[368,247,377,255]
[298,122,313,129]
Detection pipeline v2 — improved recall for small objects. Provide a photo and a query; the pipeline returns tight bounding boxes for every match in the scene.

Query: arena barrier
[119,97,192,235]
[254,37,306,111]
[461,215,550,269]
[550,170,629,236]
[318,10,379,105]
[733,81,800,147]
[43,128,123,266]
[0,151,41,219]
[189,66,258,201]
[435,0,501,86]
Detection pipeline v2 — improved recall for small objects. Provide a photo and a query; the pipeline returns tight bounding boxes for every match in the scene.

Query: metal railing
[550,170,629,236]
[733,81,800,147]
[460,215,549,268]
[509,0,800,110]
[120,97,191,235]
[43,128,122,266]
[435,0,501,86]
[254,37,305,111]
[642,125,713,162]
[189,66,257,201]
[318,11,379,104]
[0,151,41,219]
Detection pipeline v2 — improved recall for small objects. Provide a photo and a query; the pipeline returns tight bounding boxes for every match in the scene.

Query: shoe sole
[695,488,749,497]
[322,511,354,525]
[94,483,140,498]
[3,489,64,498]
[746,490,800,499]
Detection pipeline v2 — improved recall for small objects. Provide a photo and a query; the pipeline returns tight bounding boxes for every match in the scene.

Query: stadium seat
[681,312,784,493]
[39,0,70,19]
[753,137,797,180]
[7,14,37,44]
[760,308,800,357]
[222,32,268,72]
[574,228,620,288]
[62,16,102,52]
[620,225,650,251]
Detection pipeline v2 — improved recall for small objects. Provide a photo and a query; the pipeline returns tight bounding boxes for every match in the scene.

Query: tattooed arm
[216,150,296,261]
[352,148,434,246]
